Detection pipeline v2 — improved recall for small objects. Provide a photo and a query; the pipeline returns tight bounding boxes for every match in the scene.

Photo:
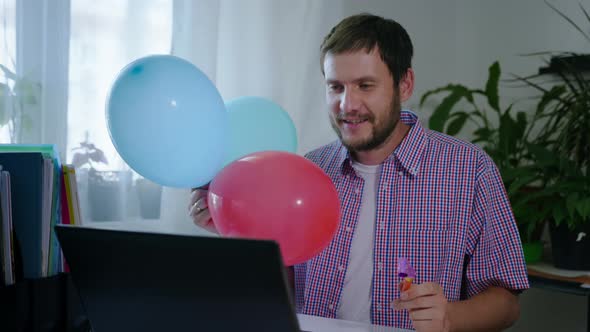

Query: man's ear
[398,68,415,103]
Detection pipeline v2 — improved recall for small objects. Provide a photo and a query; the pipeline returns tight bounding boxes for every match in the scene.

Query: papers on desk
[528,263,590,278]
[528,262,590,288]
[297,314,412,332]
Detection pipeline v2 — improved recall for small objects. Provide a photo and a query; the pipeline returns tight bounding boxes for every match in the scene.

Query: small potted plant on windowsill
[71,134,128,221]
[134,176,162,219]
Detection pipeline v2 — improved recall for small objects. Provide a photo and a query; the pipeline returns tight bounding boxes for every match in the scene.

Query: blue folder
[0,152,45,278]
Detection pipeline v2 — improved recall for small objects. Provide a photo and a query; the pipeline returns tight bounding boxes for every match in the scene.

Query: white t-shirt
[337,161,380,323]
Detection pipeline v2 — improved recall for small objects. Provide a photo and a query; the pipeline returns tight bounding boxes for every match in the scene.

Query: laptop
[55,224,306,332]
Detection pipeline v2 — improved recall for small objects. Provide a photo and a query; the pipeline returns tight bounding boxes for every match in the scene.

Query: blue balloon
[106,55,228,188]
[225,96,297,165]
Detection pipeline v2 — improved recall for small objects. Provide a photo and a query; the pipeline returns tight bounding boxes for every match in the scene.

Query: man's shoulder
[425,129,495,174]
[304,140,344,169]
[426,129,485,156]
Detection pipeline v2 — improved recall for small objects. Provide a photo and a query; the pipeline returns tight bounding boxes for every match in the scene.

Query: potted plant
[135,176,162,219]
[420,61,548,264]
[0,63,41,143]
[513,2,590,270]
[71,133,129,222]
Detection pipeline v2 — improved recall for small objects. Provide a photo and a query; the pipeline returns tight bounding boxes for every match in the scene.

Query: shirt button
[376,303,382,311]
[328,304,335,310]
[355,188,361,195]
[338,265,345,272]
[397,171,403,176]
[345,226,352,232]
[379,224,385,230]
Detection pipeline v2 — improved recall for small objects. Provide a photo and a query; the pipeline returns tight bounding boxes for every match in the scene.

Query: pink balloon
[208,151,340,266]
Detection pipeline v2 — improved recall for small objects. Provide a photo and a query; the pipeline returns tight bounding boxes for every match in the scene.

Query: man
[189,13,529,331]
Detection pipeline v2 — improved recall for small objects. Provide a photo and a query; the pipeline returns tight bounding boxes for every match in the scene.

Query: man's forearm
[448,286,520,332]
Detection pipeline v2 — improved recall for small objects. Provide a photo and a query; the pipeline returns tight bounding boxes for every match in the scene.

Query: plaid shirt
[294,110,529,329]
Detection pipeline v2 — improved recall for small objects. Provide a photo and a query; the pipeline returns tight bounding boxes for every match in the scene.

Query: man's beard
[331,94,401,152]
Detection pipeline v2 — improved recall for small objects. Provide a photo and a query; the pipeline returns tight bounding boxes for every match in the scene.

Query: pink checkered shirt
[294,110,529,329]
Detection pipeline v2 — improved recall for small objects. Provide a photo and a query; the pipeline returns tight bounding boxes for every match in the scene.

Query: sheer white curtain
[0,0,17,143]
[161,0,344,233]
[2,0,174,224]
[0,0,69,149]
[68,0,172,224]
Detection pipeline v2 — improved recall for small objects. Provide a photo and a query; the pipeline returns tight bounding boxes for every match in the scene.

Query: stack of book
[0,144,82,286]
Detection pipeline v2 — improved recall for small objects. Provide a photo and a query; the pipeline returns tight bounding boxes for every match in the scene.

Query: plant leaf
[515,111,528,141]
[545,0,590,43]
[446,112,469,136]
[420,84,456,106]
[14,79,40,105]
[90,149,109,164]
[485,61,501,111]
[498,109,518,156]
[428,87,469,132]
[581,2,590,26]
[576,198,590,219]
[508,173,539,195]
[566,193,580,219]
[0,64,17,81]
[536,85,567,116]
[472,127,493,144]
[553,204,567,226]
[0,83,10,126]
[527,144,557,168]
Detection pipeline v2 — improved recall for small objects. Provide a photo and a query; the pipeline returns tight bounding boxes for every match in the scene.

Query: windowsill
[82,218,216,237]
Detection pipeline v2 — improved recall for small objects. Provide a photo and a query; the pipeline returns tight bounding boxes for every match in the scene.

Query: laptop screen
[55,225,302,332]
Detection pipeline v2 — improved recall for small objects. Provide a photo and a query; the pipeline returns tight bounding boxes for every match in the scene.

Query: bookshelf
[0,273,89,331]
[0,145,89,332]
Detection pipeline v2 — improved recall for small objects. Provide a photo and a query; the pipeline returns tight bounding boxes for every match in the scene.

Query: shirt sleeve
[464,154,530,298]
[294,262,307,312]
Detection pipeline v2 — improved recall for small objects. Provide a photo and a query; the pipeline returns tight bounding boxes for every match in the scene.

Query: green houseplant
[135,176,162,219]
[0,64,41,143]
[420,61,549,264]
[512,1,590,269]
[71,133,129,221]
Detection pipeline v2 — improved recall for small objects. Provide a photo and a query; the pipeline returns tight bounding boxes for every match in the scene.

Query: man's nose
[339,88,361,113]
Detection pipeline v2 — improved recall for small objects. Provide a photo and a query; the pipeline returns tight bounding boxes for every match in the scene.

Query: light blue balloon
[106,55,228,188]
[225,96,297,165]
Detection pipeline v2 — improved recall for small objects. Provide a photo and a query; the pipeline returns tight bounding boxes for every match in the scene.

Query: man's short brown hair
[320,13,413,86]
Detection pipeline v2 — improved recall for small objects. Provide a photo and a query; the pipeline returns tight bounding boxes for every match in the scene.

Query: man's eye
[359,84,373,90]
[329,85,343,92]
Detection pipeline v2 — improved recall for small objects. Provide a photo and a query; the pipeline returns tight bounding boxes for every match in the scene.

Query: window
[0,0,17,143]
[68,0,172,222]
[68,0,173,170]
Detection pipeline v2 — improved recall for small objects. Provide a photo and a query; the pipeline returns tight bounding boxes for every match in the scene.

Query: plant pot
[87,169,129,222]
[522,241,543,264]
[136,179,162,219]
[549,222,590,270]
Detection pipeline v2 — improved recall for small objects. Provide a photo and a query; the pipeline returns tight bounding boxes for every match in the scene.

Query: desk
[528,266,590,332]
[298,314,412,332]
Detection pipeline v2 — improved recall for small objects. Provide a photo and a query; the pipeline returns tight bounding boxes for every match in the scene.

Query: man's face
[323,48,401,152]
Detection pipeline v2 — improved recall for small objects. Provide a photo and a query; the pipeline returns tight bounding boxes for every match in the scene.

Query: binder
[0,152,44,279]
[0,144,63,278]
[0,170,15,285]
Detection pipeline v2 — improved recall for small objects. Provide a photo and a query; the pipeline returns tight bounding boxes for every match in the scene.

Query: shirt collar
[336,109,428,177]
